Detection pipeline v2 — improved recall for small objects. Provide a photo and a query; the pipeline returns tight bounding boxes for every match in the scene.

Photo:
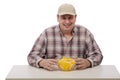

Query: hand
[74,58,91,70]
[39,59,58,71]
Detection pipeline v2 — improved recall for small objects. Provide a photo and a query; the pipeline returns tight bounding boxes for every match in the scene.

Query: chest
[46,34,86,52]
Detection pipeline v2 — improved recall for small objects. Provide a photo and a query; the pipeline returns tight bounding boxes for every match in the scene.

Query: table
[6,65,120,80]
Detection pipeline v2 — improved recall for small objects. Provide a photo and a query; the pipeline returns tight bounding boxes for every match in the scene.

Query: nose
[65,19,70,23]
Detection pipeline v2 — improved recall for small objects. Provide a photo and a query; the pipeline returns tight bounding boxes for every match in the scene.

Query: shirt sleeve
[85,30,103,67]
[27,31,47,68]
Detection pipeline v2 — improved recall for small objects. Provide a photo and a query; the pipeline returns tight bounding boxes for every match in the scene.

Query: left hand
[74,58,91,70]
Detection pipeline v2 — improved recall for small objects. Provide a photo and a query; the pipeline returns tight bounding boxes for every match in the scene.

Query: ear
[57,15,59,22]
[75,15,77,17]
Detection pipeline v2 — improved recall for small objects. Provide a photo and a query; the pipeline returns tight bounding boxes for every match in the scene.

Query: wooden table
[6,65,120,80]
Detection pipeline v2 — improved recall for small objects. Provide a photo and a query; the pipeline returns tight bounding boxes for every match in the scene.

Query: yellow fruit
[58,57,76,71]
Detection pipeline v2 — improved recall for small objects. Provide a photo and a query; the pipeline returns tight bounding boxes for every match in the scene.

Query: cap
[57,4,76,15]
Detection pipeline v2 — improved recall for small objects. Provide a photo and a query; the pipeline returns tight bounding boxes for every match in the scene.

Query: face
[57,14,76,33]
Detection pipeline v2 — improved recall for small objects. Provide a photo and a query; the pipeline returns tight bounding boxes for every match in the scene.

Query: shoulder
[74,25,89,31]
[74,25,93,35]
[44,25,58,32]
[40,25,58,37]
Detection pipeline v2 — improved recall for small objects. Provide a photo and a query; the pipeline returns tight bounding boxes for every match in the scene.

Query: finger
[74,58,83,62]
[73,65,77,70]
[48,64,59,71]
[76,65,85,70]
[50,59,58,64]
[45,66,54,71]
[76,61,82,65]
[49,61,57,65]
[50,59,58,63]
[76,65,82,69]
[75,59,84,65]
[74,58,80,62]
[43,64,55,71]
[51,64,59,70]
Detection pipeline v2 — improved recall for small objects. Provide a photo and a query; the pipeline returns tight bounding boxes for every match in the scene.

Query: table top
[6,65,120,80]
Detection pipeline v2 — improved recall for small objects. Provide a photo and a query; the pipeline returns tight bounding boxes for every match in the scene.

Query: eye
[61,16,66,20]
[68,16,73,20]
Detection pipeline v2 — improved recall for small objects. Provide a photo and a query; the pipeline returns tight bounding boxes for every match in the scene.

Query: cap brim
[58,12,76,15]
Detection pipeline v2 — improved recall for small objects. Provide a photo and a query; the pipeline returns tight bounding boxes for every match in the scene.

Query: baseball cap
[57,4,76,15]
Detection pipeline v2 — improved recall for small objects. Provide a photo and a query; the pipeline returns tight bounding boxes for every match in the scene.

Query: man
[27,4,103,71]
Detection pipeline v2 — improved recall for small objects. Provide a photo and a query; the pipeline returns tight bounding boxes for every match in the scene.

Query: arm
[27,31,47,68]
[85,30,103,67]
[74,29,103,70]
[27,31,58,70]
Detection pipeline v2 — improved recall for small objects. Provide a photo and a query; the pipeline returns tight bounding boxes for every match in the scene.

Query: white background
[0,0,120,80]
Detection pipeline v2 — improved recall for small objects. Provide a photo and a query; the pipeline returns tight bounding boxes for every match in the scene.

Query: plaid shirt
[27,25,103,68]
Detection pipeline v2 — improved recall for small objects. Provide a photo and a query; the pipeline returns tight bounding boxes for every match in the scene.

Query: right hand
[39,59,59,71]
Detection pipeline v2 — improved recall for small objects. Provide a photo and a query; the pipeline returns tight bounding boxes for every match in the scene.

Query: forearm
[86,32,103,67]
[27,31,47,68]
[87,50,103,67]
[27,51,43,68]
